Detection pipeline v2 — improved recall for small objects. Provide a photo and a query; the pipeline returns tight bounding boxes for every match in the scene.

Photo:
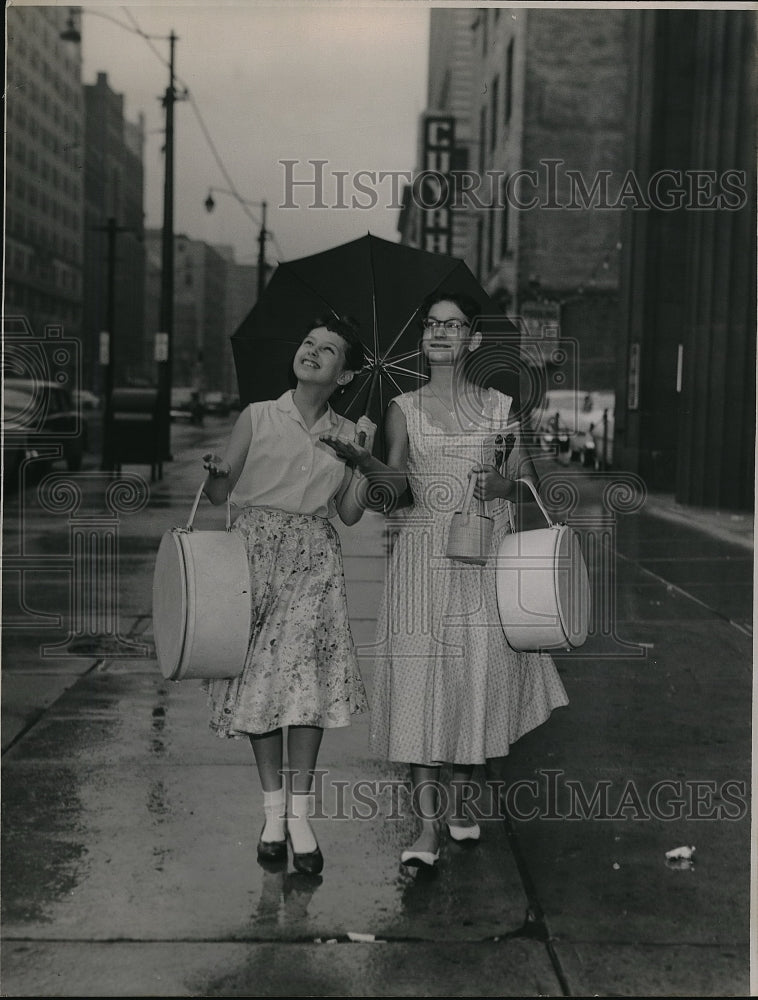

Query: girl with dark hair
[201,317,375,876]
[323,292,568,869]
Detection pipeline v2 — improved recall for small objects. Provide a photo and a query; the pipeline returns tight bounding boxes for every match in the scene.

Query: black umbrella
[231,234,522,441]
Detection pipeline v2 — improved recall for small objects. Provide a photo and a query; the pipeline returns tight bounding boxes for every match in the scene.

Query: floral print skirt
[207,507,368,738]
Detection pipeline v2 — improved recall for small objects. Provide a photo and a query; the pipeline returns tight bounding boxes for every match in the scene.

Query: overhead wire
[120,7,283,263]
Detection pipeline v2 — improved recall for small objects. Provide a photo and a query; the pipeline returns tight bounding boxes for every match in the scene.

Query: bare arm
[201,407,252,505]
[472,420,541,504]
[334,416,376,526]
[321,400,410,512]
[359,400,410,511]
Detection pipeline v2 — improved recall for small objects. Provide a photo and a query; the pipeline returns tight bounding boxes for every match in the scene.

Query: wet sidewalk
[1,434,753,997]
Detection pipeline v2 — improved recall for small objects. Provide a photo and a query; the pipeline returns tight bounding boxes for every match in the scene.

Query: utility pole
[204,188,269,299]
[257,200,268,301]
[103,217,117,470]
[158,30,178,462]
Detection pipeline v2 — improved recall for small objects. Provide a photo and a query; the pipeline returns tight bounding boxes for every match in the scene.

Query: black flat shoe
[257,826,287,863]
[287,831,324,876]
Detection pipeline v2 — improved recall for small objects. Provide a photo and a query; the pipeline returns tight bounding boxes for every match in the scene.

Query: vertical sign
[154,332,169,363]
[99,331,110,365]
[419,115,455,256]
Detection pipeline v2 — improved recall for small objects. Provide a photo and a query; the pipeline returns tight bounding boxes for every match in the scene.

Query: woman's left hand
[471,464,513,502]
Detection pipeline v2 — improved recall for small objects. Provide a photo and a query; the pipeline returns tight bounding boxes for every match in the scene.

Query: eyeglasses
[421,319,470,333]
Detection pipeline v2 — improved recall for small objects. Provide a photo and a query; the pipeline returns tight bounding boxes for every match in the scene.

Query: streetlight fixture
[60,7,181,463]
[204,187,269,301]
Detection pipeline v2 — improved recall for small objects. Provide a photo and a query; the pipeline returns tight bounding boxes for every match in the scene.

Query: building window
[505,39,514,124]
[501,175,510,255]
[490,74,499,151]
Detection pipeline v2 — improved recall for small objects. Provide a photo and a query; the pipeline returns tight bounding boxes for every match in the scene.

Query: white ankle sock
[261,786,286,843]
[287,792,318,854]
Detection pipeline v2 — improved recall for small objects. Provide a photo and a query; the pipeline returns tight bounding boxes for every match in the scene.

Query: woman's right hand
[319,433,372,470]
[203,452,231,479]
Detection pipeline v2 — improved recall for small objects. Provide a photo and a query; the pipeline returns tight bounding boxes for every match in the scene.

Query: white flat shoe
[400,848,440,868]
[446,820,481,842]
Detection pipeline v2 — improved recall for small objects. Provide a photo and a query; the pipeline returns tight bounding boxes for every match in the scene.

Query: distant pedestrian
[190,390,204,426]
[323,290,568,869]
[202,316,375,876]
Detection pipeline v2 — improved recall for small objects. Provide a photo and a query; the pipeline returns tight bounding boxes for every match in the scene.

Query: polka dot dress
[368,389,569,766]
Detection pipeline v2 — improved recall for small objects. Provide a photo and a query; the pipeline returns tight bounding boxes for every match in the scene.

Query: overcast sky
[71,2,430,266]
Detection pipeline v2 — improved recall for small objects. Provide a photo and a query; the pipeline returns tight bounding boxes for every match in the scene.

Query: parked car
[4,378,87,482]
[203,391,232,417]
[171,387,204,424]
[535,389,615,464]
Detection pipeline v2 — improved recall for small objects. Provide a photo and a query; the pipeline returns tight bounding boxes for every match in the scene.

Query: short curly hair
[305,315,366,373]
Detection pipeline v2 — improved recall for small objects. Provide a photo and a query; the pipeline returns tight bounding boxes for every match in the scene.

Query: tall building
[399,8,476,260]
[401,7,631,390]
[83,72,146,392]
[144,232,232,394]
[615,9,756,508]
[5,6,85,354]
[219,252,259,398]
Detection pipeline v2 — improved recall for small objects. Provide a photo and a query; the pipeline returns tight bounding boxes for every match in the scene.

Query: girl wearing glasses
[323,290,568,869]
[202,316,375,877]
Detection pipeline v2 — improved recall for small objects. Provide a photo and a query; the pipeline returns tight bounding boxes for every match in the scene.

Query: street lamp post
[157,30,179,462]
[204,187,269,300]
[257,201,268,302]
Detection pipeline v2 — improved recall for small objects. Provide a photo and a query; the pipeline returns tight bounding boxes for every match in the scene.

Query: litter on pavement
[665,845,696,870]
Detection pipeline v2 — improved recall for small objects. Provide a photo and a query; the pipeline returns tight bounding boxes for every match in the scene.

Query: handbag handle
[461,436,491,516]
[461,470,479,514]
[186,482,233,532]
[513,477,555,528]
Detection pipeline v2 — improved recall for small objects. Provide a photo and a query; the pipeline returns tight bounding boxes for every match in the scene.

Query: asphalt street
[1,415,753,997]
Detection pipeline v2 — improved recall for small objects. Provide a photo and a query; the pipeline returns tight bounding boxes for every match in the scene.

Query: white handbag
[152,483,252,681]
[495,478,590,652]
